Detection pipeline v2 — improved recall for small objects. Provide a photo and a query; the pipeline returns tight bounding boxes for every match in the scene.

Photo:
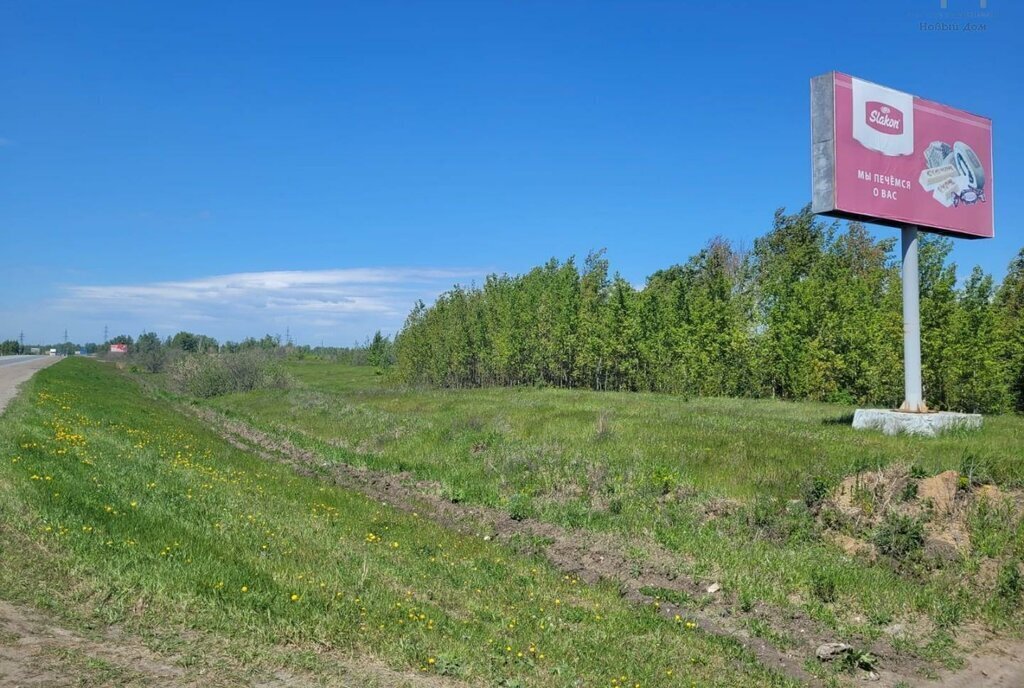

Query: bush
[169,351,290,398]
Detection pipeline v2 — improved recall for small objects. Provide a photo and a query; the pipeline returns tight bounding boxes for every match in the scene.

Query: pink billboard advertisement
[811,72,993,239]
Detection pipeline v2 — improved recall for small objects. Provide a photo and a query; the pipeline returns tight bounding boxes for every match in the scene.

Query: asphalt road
[0,356,60,414]
[0,355,51,367]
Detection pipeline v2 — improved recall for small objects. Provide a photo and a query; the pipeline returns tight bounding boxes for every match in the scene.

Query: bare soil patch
[822,466,1024,565]
[0,599,185,687]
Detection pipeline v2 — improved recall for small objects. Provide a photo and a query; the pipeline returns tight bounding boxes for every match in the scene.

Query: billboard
[109,343,128,354]
[811,72,993,239]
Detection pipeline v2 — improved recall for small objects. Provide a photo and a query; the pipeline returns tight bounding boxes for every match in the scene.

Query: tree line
[392,206,1024,413]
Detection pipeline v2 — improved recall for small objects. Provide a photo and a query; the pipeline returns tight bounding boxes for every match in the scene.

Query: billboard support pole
[900,225,926,412]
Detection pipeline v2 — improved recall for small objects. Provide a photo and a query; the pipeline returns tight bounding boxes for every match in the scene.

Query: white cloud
[48,267,486,345]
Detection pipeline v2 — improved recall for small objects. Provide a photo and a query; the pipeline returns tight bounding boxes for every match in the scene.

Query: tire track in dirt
[0,596,465,688]
[191,406,945,687]
[0,599,186,687]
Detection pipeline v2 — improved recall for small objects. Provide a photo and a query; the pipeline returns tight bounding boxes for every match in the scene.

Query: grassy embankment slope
[205,361,1024,663]
[0,358,794,687]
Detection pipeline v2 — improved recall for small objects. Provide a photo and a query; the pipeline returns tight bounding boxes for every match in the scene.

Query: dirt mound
[822,466,1022,562]
[918,470,960,516]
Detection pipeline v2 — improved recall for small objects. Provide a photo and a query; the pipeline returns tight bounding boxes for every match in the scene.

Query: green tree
[134,331,166,373]
[389,209,1020,413]
[366,330,393,373]
[996,249,1024,411]
[750,206,827,399]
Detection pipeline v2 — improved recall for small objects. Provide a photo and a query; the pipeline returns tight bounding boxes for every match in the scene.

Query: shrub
[169,351,290,398]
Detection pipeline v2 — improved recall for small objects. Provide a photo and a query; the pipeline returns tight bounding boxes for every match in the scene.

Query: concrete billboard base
[852,409,982,437]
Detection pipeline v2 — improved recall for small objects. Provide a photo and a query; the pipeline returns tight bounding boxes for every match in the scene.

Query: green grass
[0,358,796,687]
[200,360,1024,648]
[257,362,1024,501]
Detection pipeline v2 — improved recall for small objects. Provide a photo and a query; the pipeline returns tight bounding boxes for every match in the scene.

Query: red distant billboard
[811,72,993,239]
[109,343,128,354]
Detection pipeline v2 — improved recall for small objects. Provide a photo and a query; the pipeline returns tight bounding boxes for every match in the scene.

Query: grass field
[0,358,798,687]
[199,360,1024,670]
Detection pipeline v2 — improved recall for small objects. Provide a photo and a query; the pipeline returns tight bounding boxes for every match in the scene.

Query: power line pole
[104,325,108,343]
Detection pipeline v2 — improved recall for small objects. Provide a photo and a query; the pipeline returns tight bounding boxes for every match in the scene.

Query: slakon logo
[866,102,904,134]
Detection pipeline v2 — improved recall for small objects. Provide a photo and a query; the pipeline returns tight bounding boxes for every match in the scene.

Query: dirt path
[0,356,59,415]
[913,634,1024,688]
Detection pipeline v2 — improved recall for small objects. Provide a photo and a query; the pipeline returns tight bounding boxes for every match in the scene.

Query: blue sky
[2,0,1020,346]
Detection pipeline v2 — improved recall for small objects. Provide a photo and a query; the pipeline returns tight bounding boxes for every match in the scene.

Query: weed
[801,476,830,510]
[440,482,466,504]
[969,497,1017,558]
[872,512,925,560]
[960,452,994,487]
[933,592,968,629]
[594,410,613,441]
[810,568,838,604]
[909,464,928,480]
[738,589,756,613]
[866,606,892,626]
[506,493,534,521]
[995,559,1022,610]
[840,648,877,672]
